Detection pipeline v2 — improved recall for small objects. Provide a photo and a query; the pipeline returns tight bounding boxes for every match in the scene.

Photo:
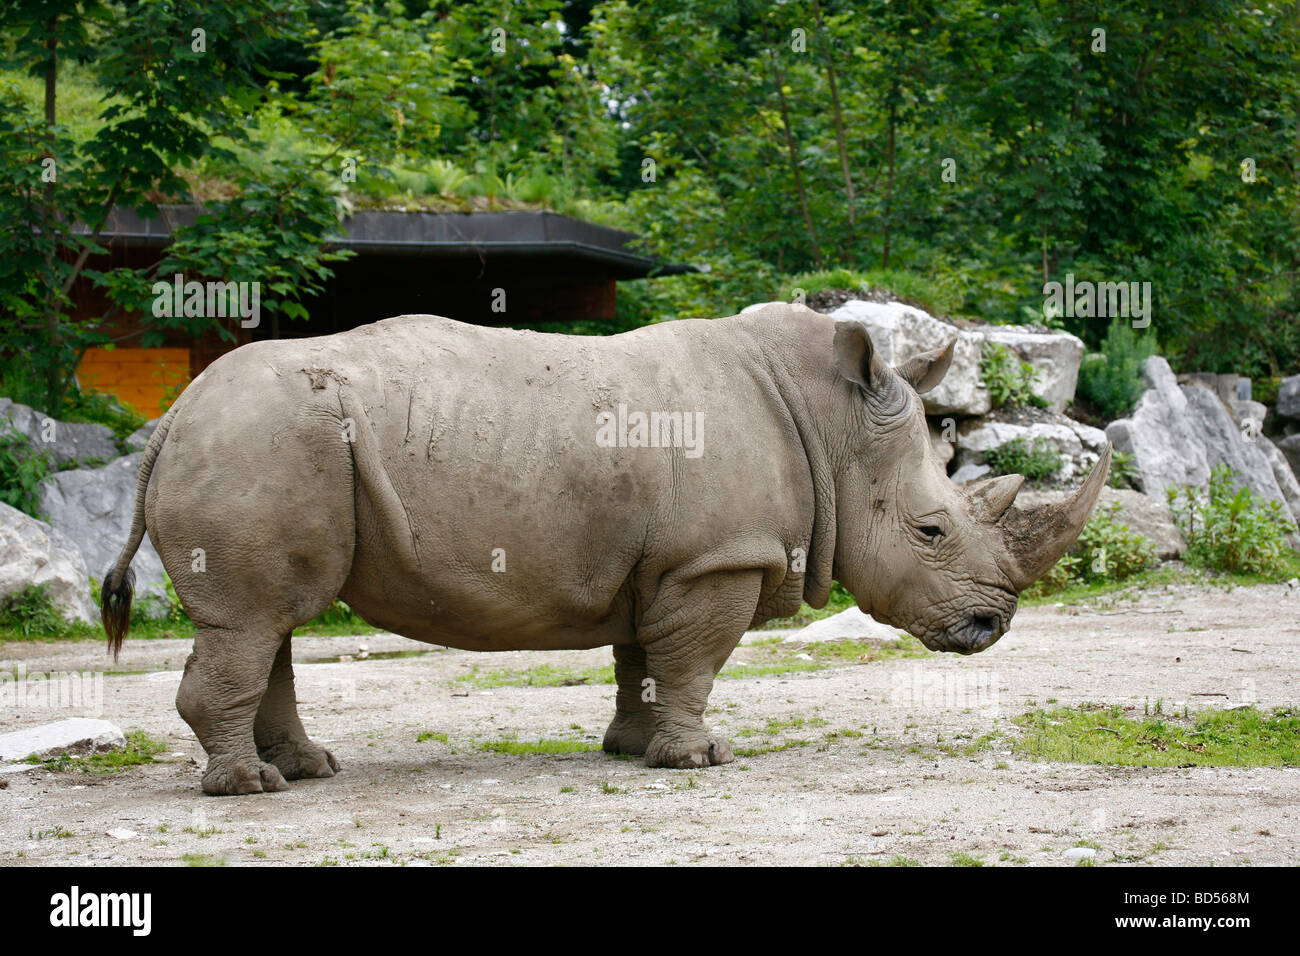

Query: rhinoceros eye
[919,525,944,541]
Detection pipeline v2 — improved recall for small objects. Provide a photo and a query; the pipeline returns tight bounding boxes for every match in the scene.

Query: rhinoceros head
[828,320,1110,655]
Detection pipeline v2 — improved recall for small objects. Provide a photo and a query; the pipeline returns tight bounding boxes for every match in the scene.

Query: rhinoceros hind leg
[178,626,291,796]
[255,636,341,780]
[602,644,656,756]
[639,569,757,770]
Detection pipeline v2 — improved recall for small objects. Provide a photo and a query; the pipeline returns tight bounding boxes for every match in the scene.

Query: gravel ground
[1,581,1297,867]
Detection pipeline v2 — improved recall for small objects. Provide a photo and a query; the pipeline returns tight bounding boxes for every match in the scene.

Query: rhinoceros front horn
[998,444,1113,591]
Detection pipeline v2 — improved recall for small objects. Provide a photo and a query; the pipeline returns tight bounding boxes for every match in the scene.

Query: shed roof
[85,206,696,280]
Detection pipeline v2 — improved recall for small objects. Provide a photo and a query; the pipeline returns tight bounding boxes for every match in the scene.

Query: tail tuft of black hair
[101,566,135,662]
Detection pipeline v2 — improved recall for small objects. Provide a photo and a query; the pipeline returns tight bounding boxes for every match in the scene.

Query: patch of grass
[721,635,930,679]
[1011,703,1300,767]
[477,737,598,756]
[26,729,166,773]
[732,738,811,757]
[950,852,986,867]
[181,853,225,867]
[416,731,448,743]
[456,662,615,688]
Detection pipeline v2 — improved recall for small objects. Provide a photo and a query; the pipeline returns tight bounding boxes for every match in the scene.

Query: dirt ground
[2,580,1298,867]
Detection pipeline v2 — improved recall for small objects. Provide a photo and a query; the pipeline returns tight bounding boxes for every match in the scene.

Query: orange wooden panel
[77,347,191,417]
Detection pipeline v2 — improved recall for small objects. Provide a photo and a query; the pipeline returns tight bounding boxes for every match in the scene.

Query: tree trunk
[882,96,896,269]
[771,53,822,269]
[815,3,855,231]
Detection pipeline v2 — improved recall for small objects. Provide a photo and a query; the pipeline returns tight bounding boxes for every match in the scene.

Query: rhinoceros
[101,305,1109,795]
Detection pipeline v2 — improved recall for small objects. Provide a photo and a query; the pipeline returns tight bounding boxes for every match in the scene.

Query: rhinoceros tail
[102,402,179,660]
[101,566,135,661]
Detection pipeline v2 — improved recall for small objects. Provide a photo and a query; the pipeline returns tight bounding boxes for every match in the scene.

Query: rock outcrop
[0,503,97,624]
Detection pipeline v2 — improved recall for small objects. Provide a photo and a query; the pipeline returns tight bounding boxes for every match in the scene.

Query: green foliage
[984,437,1063,483]
[132,572,187,627]
[60,387,145,446]
[1027,505,1157,595]
[1077,318,1159,421]
[0,425,53,517]
[1108,450,1137,490]
[979,343,1047,409]
[0,581,66,636]
[1168,464,1298,577]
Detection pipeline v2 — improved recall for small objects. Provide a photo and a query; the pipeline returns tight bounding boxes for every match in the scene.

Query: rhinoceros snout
[946,614,1003,655]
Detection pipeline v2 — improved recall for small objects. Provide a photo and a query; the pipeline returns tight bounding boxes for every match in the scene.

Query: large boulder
[37,454,169,608]
[981,325,1084,414]
[1181,386,1293,521]
[0,502,97,624]
[1105,358,1212,494]
[0,398,120,469]
[1259,437,1300,531]
[743,299,1085,416]
[1013,486,1185,559]
[1277,374,1300,422]
[1276,433,1300,479]
[125,417,162,452]
[953,411,1107,484]
[1108,357,1300,530]
[828,300,988,416]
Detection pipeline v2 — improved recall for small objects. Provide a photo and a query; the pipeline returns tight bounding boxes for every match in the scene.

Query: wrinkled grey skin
[103,305,1108,794]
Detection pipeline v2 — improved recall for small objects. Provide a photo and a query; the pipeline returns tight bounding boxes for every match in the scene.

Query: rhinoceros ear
[833,320,890,391]
[896,337,957,395]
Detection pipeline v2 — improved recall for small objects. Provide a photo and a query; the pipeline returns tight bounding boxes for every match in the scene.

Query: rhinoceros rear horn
[998,444,1112,591]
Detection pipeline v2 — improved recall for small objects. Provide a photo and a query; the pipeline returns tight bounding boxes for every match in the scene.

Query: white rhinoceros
[100,305,1108,795]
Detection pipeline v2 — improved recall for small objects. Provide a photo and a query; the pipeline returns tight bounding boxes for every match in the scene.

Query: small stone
[0,718,126,762]
[1062,846,1097,861]
[105,827,137,840]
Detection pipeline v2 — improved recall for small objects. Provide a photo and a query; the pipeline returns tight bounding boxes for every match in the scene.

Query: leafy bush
[979,343,1048,409]
[61,388,147,447]
[131,572,188,626]
[1027,505,1157,595]
[1108,450,1137,489]
[984,437,1063,483]
[1168,465,1298,576]
[1074,505,1158,583]
[0,425,53,517]
[1077,317,1158,420]
[0,583,68,636]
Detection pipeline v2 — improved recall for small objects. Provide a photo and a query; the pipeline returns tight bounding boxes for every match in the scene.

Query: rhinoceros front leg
[639,569,760,769]
[254,637,341,781]
[177,626,289,796]
[602,644,656,756]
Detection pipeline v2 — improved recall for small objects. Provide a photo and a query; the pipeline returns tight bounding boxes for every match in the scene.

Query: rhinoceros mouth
[921,611,1008,655]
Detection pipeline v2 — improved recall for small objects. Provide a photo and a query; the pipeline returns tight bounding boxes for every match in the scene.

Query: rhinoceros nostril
[970,615,998,643]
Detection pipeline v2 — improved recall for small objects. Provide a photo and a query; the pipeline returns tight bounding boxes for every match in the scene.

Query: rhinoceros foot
[201,754,290,796]
[602,713,656,756]
[258,740,341,781]
[643,733,735,769]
